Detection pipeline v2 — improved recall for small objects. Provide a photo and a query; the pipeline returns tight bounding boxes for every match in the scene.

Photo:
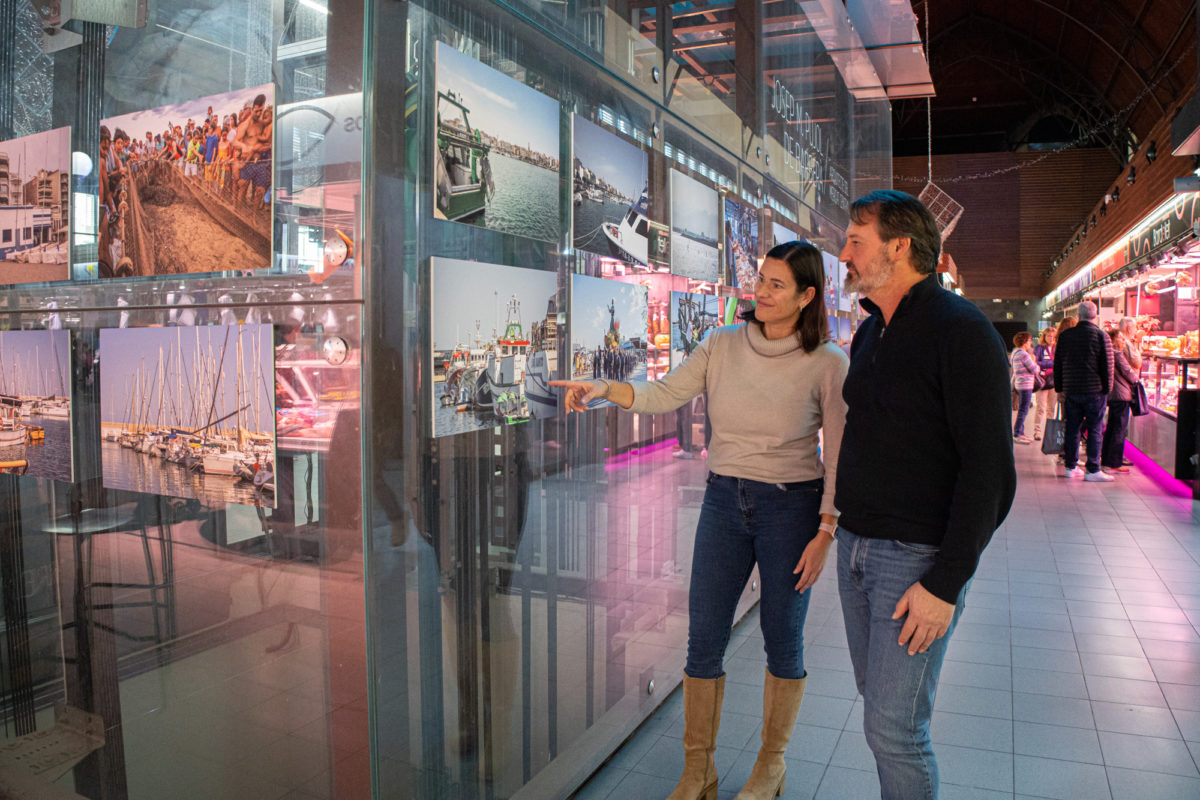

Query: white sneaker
[1084,470,1115,482]
[1014,435,1033,445]
[1061,467,1083,478]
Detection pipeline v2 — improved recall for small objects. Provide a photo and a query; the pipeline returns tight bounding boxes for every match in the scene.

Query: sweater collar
[857,273,942,321]
[744,321,802,356]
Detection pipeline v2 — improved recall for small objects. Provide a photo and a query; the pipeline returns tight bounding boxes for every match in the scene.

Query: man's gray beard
[843,257,894,296]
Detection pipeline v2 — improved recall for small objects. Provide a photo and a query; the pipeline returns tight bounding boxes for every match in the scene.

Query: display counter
[1127,355,1198,487]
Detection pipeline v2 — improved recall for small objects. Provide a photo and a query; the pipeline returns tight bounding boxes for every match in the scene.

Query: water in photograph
[482,154,560,243]
[102,441,267,507]
[434,404,506,438]
[574,197,630,255]
[24,418,71,482]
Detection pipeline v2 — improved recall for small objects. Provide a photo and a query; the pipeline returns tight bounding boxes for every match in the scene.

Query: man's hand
[892,582,954,656]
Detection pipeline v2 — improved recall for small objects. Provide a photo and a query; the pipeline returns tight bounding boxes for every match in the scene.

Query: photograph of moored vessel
[99,84,273,278]
[670,169,719,283]
[99,324,276,507]
[0,127,71,285]
[572,115,649,264]
[431,257,560,438]
[723,195,759,290]
[569,273,648,409]
[670,291,722,371]
[0,330,73,481]
[434,42,561,243]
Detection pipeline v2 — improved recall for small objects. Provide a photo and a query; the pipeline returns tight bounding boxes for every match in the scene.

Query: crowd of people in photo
[573,346,639,382]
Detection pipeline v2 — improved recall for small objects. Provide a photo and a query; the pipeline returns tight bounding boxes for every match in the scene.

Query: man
[835,190,1016,800]
[1118,316,1143,372]
[1053,300,1114,481]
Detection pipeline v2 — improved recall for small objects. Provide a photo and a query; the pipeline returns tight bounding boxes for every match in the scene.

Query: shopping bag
[1131,382,1150,417]
[1041,416,1065,455]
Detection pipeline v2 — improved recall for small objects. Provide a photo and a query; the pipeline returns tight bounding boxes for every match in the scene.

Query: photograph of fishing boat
[431,257,560,438]
[434,42,561,243]
[669,169,719,283]
[571,115,649,264]
[569,273,648,409]
[0,330,73,480]
[99,84,273,278]
[723,195,759,290]
[0,126,71,285]
[670,291,721,371]
[99,324,276,507]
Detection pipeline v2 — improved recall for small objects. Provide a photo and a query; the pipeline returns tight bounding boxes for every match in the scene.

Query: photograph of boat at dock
[0,126,71,285]
[670,169,719,283]
[431,257,560,438]
[99,324,276,507]
[99,84,273,278]
[569,273,648,409]
[0,330,73,481]
[571,115,649,264]
[434,42,561,243]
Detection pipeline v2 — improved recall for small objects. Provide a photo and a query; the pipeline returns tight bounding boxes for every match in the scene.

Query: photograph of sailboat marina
[434,42,561,243]
[431,257,560,438]
[0,330,73,482]
[572,115,649,264]
[569,273,648,409]
[670,169,720,283]
[0,127,71,286]
[99,324,276,507]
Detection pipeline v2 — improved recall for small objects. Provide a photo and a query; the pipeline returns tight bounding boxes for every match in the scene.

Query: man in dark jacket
[835,190,1016,800]
[1052,300,1114,481]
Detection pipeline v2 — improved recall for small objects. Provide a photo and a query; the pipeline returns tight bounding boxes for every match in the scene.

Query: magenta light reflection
[1125,442,1194,499]
[604,437,681,472]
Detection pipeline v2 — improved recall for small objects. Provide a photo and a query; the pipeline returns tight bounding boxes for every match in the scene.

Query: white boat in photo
[201,448,249,476]
[602,189,650,265]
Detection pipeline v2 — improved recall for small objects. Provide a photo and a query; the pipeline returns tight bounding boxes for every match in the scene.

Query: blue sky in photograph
[0,127,69,184]
[432,258,558,351]
[436,42,559,158]
[572,116,646,200]
[0,330,70,397]
[670,169,719,242]
[571,274,647,350]
[99,325,274,433]
[102,84,274,140]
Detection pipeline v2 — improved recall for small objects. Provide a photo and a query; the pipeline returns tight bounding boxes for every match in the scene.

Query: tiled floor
[571,442,1200,800]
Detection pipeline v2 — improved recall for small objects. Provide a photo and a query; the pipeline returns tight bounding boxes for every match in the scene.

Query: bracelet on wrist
[818,522,837,539]
[592,379,611,399]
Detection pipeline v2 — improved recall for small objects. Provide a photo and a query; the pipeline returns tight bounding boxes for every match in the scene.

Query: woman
[1052,316,1078,462]
[1031,327,1057,440]
[1010,332,1041,444]
[553,242,847,800]
[1102,328,1139,475]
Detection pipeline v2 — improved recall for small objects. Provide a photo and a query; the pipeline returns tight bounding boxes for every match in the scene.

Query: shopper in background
[1053,300,1114,481]
[553,241,848,800]
[1118,316,1144,372]
[1010,332,1041,444]
[1102,328,1139,475]
[835,190,1015,800]
[1031,327,1057,440]
[1051,316,1078,463]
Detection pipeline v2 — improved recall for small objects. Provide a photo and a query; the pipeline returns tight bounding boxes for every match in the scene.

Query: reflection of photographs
[771,221,797,248]
[99,325,277,508]
[822,249,839,312]
[723,196,758,289]
[837,256,854,312]
[0,126,71,285]
[670,291,721,371]
[431,257,560,438]
[99,84,274,278]
[570,274,648,408]
[670,169,719,282]
[434,43,561,243]
[572,115,649,264]
[0,330,73,482]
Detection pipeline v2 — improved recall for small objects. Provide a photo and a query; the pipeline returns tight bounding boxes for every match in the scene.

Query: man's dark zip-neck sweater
[835,275,1016,604]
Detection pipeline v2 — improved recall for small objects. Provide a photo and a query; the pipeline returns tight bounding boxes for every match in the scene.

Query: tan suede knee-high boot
[666,675,725,800]
[734,669,806,799]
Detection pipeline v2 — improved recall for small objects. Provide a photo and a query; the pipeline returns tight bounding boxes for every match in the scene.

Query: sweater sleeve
[818,347,849,518]
[627,331,713,414]
[919,316,1017,604]
[1114,349,1139,387]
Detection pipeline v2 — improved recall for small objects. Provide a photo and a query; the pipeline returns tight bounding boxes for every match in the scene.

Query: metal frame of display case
[1128,355,1198,491]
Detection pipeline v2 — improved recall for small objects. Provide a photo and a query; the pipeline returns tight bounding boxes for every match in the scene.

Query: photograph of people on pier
[572,115,650,265]
[669,169,719,283]
[569,273,648,409]
[99,324,276,508]
[723,195,758,290]
[434,42,561,243]
[0,330,73,481]
[98,84,273,278]
[0,126,70,285]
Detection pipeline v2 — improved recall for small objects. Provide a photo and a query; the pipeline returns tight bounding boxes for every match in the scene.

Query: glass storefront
[0,1,891,797]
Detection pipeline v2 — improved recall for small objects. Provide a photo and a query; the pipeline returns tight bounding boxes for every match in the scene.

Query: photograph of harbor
[0,126,71,285]
[99,84,273,278]
[431,257,560,438]
[99,324,276,507]
[572,115,649,264]
[434,43,561,243]
[0,330,73,481]
[771,221,799,248]
[669,169,719,283]
[570,273,647,409]
[822,248,840,313]
[723,195,758,290]
[670,291,721,371]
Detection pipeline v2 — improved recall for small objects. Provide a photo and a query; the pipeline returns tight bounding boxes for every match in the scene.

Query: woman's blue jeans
[1013,388,1033,436]
[685,473,822,681]
[837,529,968,800]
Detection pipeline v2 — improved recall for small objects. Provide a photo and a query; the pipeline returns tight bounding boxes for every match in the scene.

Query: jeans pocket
[894,539,939,556]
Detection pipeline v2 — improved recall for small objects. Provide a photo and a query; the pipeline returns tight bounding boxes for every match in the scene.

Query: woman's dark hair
[739,240,829,352]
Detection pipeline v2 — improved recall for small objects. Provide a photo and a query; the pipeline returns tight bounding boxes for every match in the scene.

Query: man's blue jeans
[837,530,968,800]
[685,473,822,680]
[1063,393,1107,473]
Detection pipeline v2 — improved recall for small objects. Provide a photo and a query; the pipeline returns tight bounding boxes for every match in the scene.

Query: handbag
[1033,371,1047,391]
[1131,381,1150,417]
[1041,412,1065,455]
